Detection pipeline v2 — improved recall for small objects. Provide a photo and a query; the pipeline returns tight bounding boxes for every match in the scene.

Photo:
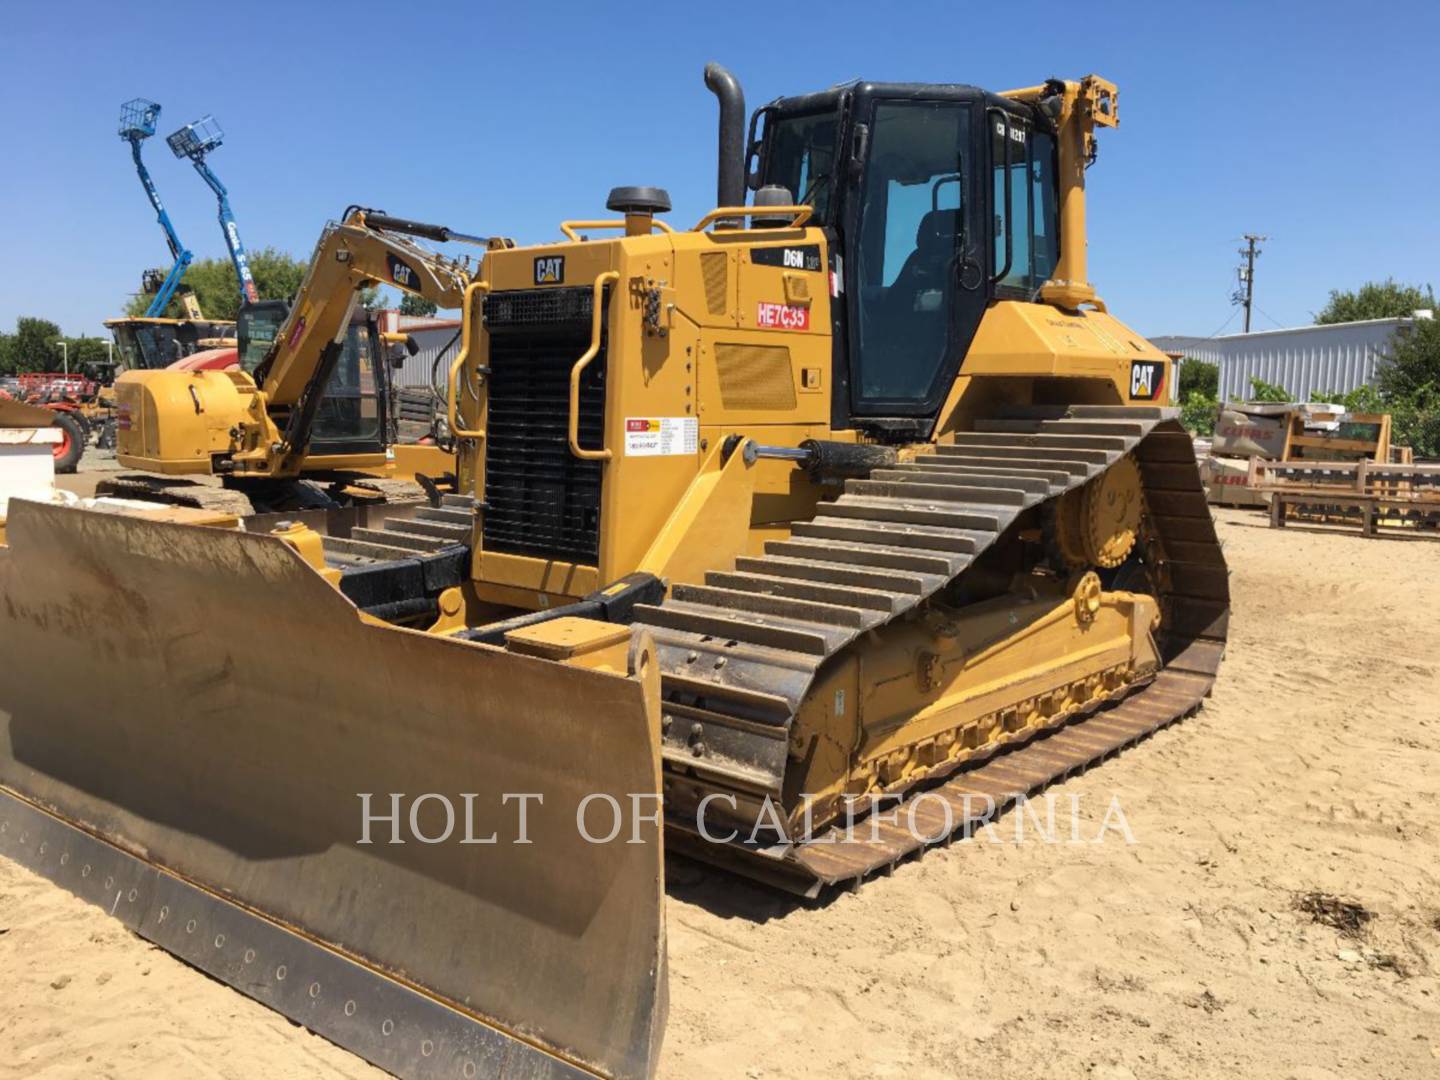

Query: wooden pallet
[1249,457,1440,537]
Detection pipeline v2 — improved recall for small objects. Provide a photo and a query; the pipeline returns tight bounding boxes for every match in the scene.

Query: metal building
[377,312,463,390]
[1152,315,1430,402]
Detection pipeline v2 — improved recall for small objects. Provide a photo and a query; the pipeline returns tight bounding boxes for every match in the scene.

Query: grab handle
[569,271,619,461]
[447,281,490,440]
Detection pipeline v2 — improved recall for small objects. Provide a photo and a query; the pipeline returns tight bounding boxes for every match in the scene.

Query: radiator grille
[480,287,606,565]
[715,343,796,411]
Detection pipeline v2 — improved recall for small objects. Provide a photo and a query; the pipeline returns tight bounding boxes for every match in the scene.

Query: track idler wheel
[1054,456,1143,569]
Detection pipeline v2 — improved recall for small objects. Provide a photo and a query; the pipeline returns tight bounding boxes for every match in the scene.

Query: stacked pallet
[1249,457,1440,537]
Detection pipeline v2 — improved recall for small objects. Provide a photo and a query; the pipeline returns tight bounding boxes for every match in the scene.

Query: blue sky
[2,1,1436,339]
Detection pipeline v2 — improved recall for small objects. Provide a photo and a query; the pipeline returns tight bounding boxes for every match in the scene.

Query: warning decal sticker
[624,417,699,457]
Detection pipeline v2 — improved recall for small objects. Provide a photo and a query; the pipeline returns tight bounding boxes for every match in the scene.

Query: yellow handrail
[558,219,675,242]
[691,205,814,232]
[569,271,619,461]
[447,281,490,440]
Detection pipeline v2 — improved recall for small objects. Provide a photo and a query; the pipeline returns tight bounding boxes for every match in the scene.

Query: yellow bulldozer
[0,64,1227,1079]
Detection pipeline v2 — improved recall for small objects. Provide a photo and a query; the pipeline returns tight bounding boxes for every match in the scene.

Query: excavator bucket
[0,500,666,1080]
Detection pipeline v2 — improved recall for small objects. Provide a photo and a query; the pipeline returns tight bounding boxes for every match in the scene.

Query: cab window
[992,118,1058,291]
[236,304,286,373]
[761,110,840,223]
[312,323,383,447]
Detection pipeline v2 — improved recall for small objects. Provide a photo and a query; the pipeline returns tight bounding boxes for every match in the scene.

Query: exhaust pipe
[703,62,746,210]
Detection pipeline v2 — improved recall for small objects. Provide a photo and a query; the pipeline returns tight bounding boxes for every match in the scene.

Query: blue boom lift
[118,99,193,318]
[167,115,260,306]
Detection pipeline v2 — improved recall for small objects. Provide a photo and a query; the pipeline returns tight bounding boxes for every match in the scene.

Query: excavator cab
[750,82,1059,433]
[236,300,392,457]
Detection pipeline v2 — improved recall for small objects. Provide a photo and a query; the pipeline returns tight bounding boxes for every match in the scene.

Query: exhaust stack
[703,62,746,211]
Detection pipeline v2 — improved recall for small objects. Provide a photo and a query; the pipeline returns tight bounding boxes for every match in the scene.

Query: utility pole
[1232,234,1267,333]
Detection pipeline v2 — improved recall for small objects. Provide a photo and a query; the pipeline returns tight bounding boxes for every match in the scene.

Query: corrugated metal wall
[1152,318,1417,401]
[393,320,463,390]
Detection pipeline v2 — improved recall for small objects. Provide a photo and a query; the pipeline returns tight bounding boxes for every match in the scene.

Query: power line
[1253,303,1286,330]
[1205,307,1241,339]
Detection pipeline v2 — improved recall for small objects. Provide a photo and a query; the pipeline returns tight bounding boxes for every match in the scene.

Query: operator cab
[750,82,1059,436]
[105,316,237,370]
[237,300,393,456]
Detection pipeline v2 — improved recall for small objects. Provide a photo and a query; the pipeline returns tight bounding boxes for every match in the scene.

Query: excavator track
[633,405,1228,896]
[94,473,260,516]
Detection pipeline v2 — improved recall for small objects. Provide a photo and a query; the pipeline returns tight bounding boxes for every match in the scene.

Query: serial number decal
[756,301,810,331]
[1129,360,1165,401]
[624,417,698,457]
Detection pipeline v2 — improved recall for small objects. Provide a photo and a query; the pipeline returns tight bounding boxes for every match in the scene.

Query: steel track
[636,406,1229,895]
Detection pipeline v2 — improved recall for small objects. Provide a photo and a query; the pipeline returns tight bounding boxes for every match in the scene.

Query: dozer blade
[0,500,666,1080]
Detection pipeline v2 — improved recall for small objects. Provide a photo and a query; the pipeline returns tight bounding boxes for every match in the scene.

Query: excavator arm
[256,210,476,405]
[248,210,478,471]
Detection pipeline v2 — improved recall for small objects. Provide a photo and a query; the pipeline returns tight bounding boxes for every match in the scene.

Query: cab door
[309,315,389,456]
[843,95,986,421]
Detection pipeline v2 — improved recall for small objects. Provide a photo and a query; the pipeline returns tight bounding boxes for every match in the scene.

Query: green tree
[1175,358,1221,435]
[125,247,379,320]
[125,247,311,321]
[1178,358,1219,400]
[1180,391,1219,436]
[1315,279,1435,325]
[1376,316,1440,458]
[1377,316,1440,400]
[399,292,438,317]
[1310,384,1385,412]
[63,335,113,375]
[0,317,65,374]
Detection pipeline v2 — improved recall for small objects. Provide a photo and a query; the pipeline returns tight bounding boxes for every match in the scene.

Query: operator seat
[889,208,960,317]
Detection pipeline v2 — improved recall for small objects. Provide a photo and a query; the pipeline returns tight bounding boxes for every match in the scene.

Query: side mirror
[384,335,418,369]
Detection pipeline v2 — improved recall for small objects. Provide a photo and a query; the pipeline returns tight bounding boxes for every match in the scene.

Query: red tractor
[0,372,105,473]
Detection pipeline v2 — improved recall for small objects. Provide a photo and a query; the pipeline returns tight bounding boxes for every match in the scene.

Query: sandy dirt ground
[3,507,1439,1079]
